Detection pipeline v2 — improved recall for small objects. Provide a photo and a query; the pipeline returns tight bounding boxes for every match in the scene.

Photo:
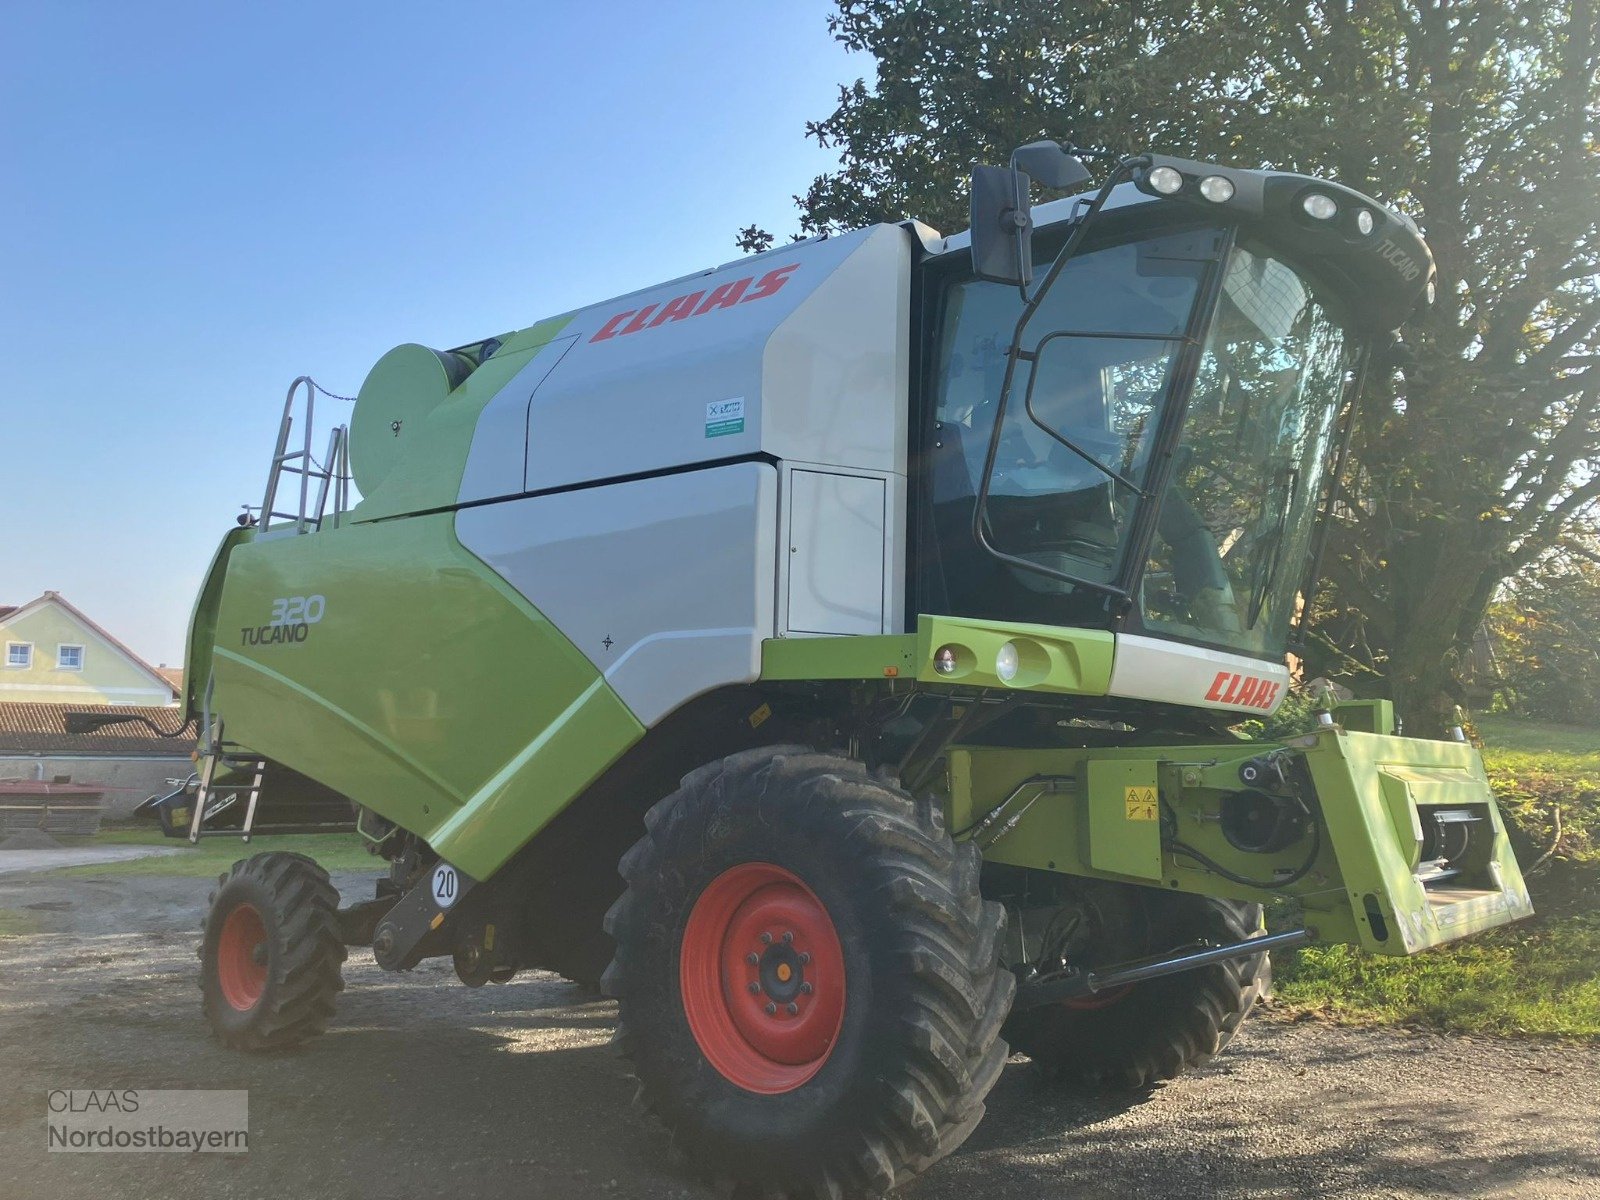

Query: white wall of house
[0,755,194,818]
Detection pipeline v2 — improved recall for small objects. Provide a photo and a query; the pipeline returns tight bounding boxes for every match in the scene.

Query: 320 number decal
[269,595,326,626]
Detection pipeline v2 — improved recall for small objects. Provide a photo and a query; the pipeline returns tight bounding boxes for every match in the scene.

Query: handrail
[260,376,351,533]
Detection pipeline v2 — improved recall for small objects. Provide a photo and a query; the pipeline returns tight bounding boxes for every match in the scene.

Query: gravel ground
[0,868,1596,1200]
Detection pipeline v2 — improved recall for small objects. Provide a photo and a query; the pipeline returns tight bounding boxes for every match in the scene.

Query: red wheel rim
[217,903,269,1012]
[679,863,847,1094]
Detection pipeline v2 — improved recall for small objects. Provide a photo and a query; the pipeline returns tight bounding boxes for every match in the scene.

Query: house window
[57,644,85,670]
[5,642,31,668]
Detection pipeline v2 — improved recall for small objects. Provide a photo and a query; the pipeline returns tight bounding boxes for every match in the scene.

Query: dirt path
[1,869,1595,1200]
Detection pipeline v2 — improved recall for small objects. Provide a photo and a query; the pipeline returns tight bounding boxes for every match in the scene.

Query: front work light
[1302,193,1339,221]
[1198,175,1235,203]
[934,646,959,675]
[995,642,1020,683]
[1147,165,1185,195]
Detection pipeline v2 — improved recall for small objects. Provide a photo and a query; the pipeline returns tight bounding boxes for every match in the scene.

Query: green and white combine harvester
[179,144,1533,1196]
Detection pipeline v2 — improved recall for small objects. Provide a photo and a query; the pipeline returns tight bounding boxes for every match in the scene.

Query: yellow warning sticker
[1124,786,1159,822]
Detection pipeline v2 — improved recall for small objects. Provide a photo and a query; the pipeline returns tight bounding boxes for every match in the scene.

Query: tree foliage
[1489,540,1600,724]
[758,1,1600,731]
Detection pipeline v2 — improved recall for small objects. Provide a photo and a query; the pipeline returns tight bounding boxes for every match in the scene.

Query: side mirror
[1010,140,1093,191]
[970,165,1033,287]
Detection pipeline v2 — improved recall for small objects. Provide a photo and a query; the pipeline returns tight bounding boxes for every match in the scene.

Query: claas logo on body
[589,263,800,342]
[1205,671,1282,710]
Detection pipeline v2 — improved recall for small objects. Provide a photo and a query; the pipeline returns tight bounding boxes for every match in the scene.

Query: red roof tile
[0,702,195,756]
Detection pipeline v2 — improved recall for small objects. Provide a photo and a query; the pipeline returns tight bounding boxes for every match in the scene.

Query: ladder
[260,376,351,533]
[188,724,267,843]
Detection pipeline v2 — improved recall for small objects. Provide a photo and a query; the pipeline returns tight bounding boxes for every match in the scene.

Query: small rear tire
[1004,891,1268,1090]
[199,851,346,1051]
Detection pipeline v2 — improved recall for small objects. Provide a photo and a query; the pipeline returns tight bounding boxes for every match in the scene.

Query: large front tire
[603,747,1014,1199]
[199,851,345,1051]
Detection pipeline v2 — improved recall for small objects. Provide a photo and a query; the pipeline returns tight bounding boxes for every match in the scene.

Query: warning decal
[1124,786,1159,822]
[705,397,745,438]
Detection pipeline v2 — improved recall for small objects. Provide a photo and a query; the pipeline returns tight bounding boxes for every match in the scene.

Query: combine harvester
[178,143,1532,1197]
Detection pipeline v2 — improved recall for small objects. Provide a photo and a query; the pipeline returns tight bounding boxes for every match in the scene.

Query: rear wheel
[604,747,1014,1198]
[1002,886,1268,1090]
[199,851,345,1051]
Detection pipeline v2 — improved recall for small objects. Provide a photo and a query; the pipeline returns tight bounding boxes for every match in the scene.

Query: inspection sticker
[1124,786,1159,822]
[705,397,745,438]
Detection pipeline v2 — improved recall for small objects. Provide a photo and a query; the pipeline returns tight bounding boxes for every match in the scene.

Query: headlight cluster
[931,639,1036,686]
[1145,164,1237,204]
[1300,190,1383,239]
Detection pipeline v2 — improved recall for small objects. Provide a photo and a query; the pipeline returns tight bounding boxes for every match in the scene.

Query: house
[0,592,180,707]
[0,700,196,820]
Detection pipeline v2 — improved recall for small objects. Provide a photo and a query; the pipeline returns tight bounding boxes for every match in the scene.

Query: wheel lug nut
[799,952,811,964]
[800,982,813,994]
[748,982,761,994]
[759,932,773,944]
[764,1002,777,1015]
[746,953,759,965]
[782,931,794,944]
[786,1002,799,1015]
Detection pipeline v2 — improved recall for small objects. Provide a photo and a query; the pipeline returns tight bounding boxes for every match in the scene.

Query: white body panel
[459,224,912,503]
[456,463,778,725]
[1109,634,1290,715]
[785,470,888,635]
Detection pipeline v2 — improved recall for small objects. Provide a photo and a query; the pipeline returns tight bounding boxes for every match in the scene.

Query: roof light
[1356,208,1375,236]
[1426,278,1437,305]
[1147,166,1184,195]
[1302,193,1339,221]
[1198,175,1235,203]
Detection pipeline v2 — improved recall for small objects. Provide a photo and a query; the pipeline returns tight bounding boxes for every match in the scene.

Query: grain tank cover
[351,344,473,493]
[459,224,912,503]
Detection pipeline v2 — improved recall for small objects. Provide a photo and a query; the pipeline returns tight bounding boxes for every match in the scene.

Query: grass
[51,826,377,878]
[1273,713,1600,1039]
[1273,918,1600,1038]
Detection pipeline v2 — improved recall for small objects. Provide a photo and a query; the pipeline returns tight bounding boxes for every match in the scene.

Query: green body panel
[1300,728,1534,952]
[184,525,255,718]
[350,316,574,524]
[1085,759,1163,880]
[760,615,1115,694]
[944,726,1532,956]
[207,511,643,880]
[762,634,917,679]
[1332,698,1397,735]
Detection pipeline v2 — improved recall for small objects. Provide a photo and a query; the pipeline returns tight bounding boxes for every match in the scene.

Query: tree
[755,0,1600,732]
[1489,539,1600,724]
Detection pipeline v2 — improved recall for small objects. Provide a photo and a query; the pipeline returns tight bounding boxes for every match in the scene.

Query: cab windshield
[926,226,1353,659]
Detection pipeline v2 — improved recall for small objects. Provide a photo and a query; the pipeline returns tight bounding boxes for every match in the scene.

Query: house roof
[0,702,195,756]
[0,592,179,701]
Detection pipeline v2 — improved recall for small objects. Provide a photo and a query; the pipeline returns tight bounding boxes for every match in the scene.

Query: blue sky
[0,1,858,666]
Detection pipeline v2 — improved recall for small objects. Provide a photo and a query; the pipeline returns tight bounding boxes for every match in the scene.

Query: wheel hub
[216,902,269,1012]
[679,863,846,1094]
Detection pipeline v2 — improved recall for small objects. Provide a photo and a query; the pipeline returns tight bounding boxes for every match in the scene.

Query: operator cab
[913,149,1434,668]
